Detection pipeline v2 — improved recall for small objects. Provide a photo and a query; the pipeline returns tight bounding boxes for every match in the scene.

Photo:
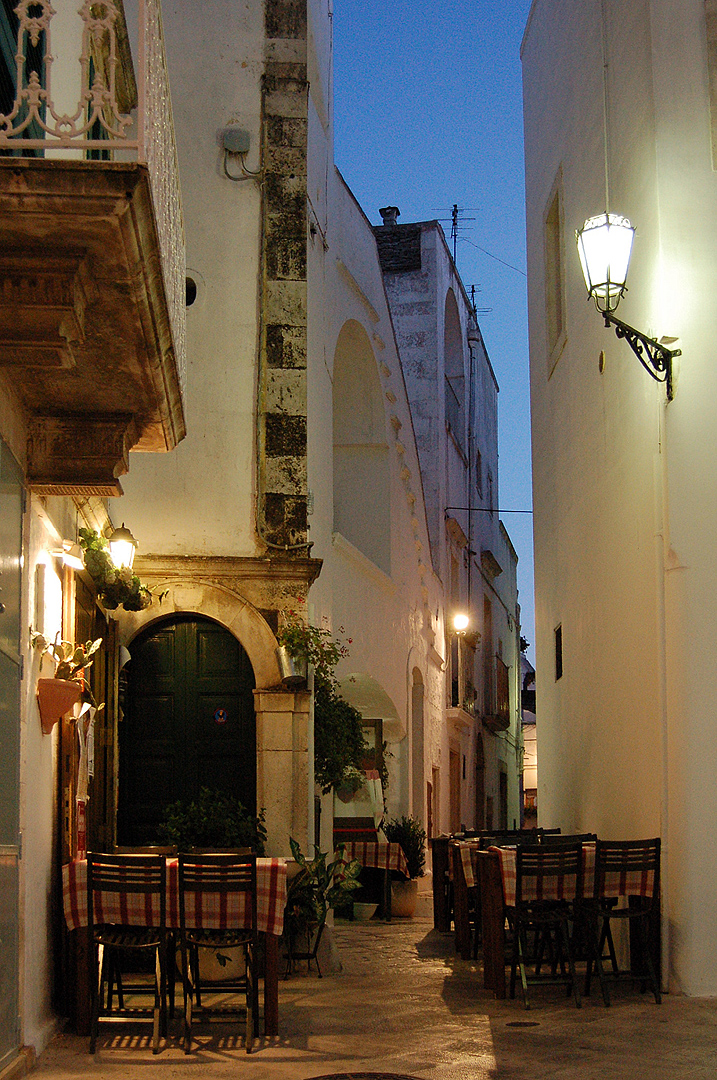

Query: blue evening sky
[332,0,535,659]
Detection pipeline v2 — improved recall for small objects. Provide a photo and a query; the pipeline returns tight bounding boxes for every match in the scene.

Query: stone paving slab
[35,918,717,1080]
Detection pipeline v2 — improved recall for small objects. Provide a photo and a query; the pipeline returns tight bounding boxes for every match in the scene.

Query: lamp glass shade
[108,524,137,569]
[453,613,470,633]
[576,212,634,312]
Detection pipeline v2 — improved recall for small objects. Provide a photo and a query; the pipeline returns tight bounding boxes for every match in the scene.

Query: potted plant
[283,837,361,976]
[157,787,267,853]
[158,789,267,981]
[276,612,368,793]
[383,815,427,918]
[31,632,103,734]
[78,528,165,612]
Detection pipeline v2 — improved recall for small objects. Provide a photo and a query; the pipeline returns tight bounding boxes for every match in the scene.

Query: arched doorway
[117,615,256,845]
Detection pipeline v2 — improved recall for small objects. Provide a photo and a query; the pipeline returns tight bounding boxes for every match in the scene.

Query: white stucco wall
[523,0,717,994]
[119,0,265,557]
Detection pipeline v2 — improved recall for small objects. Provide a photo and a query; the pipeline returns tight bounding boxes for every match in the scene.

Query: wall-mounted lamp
[452,612,470,636]
[51,540,85,571]
[108,523,138,570]
[576,212,681,400]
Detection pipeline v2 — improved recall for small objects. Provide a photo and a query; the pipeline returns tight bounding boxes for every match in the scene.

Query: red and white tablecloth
[341,841,409,878]
[494,842,656,907]
[62,857,287,937]
[457,841,481,889]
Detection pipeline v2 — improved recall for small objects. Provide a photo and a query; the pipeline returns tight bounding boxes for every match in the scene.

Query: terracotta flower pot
[37,678,81,735]
[390,879,419,918]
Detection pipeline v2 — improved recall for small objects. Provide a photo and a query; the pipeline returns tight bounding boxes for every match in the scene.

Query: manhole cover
[309,1075,423,1080]
[506,1020,541,1027]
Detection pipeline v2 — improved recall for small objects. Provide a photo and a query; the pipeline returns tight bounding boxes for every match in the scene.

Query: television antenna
[432,203,480,262]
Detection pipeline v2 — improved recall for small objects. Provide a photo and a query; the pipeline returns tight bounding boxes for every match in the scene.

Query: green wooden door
[118,616,256,845]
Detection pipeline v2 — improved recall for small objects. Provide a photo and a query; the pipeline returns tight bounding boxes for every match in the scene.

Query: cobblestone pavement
[36,917,717,1080]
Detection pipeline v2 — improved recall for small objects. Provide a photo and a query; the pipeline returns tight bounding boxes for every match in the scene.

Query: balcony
[0,0,186,494]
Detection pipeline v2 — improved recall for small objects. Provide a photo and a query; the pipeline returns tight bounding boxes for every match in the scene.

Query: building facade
[523,0,717,994]
[0,1,522,1068]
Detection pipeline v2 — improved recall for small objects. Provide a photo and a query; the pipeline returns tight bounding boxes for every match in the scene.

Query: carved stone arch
[117,578,280,688]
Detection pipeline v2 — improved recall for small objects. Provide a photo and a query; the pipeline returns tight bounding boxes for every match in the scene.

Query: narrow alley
[36,918,717,1080]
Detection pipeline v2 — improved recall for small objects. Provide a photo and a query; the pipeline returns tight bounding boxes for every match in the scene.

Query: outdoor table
[478,841,659,999]
[341,841,409,920]
[62,856,286,1035]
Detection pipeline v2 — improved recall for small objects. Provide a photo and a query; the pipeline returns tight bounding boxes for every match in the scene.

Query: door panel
[118,617,256,845]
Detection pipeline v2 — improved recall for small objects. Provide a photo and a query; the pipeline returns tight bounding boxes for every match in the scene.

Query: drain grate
[506,1020,541,1027]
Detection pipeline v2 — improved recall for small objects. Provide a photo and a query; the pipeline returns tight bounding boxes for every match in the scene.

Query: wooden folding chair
[508,841,583,1009]
[178,852,259,1053]
[585,838,661,1005]
[87,852,168,1054]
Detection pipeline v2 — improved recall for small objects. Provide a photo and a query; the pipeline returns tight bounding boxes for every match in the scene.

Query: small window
[555,624,563,681]
[475,448,483,496]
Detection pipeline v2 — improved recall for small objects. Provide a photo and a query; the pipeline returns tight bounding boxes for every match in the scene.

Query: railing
[0,0,185,392]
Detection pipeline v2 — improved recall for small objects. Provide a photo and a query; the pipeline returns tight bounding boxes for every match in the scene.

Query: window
[544,181,566,367]
[475,448,483,496]
[496,656,510,721]
[555,623,563,681]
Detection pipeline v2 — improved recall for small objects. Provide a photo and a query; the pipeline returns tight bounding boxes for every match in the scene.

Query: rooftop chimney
[379,205,400,227]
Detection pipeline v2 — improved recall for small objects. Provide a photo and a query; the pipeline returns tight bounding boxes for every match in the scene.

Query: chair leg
[637,917,662,1004]
[181,939,192,1054]
[590,915,611,1005]
[558,918,581,1008]
[89,941,102,1054]
[517,927,531,1009]
[245,947,254,1053]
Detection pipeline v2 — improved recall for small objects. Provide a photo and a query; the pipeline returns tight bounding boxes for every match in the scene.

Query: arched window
[444,290,465,450]
[333,320,390,573]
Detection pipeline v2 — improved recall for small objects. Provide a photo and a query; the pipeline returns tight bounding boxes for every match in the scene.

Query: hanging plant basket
[275,646,308,688]
[37,678,81,735]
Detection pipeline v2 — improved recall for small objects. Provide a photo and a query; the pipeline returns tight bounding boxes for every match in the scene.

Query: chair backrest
[515,841,583,905]
[593,838,660,903]
[538,832,597,845]
[177,852,257,933]
[87,851,167,930]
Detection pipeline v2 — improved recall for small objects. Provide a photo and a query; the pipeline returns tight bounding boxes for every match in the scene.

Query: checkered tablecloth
[494,842,656,907]
[457,841,481,889]
[62,857,287,936]
[341,841,409,878]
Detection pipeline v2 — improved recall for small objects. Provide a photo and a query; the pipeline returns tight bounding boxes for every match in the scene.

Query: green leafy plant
[313,682,367,794]
[383,815,427,879]
[157,788,267,853]
[31,631,104,709]
[278,610,367,793]
[283,838,362,943]
[78,528,164,612]
[276,612,351,688]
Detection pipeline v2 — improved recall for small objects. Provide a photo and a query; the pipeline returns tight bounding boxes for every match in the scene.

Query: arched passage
[333,320,390,574]
[117,614,257,845]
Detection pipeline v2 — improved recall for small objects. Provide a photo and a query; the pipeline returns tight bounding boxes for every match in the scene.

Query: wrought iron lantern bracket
[602,310,680,402]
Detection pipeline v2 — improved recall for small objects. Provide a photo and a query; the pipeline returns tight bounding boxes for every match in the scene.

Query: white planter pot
[391,879,418,918]
[352,901,378,922]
